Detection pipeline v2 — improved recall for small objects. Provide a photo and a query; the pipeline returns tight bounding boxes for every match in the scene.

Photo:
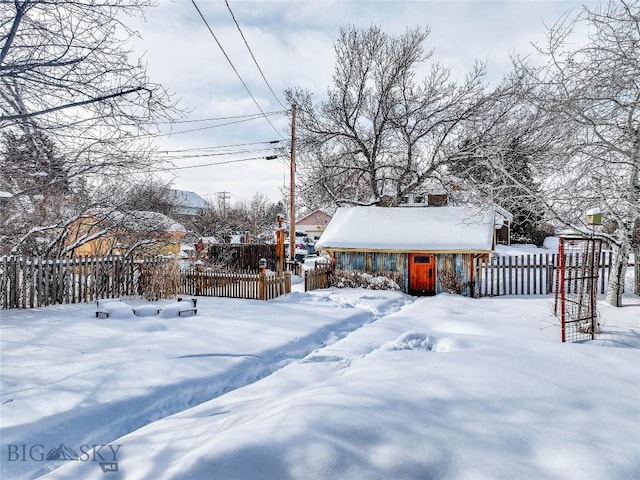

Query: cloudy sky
[129,0,593,206]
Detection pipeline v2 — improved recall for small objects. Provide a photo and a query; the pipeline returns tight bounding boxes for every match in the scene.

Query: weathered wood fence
[475,252,619,297]
[206,244,277,271]
[3,251,635,308]
[180,268,291,300]
[0,256,169,309]
[304,263,333,292]
[1,256,292,309]
[636,251,640,296]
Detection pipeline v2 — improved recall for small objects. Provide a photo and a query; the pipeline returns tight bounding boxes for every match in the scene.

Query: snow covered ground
[1,282,639,479]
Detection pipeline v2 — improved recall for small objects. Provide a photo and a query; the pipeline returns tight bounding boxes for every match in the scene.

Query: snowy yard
[1,285,639,479]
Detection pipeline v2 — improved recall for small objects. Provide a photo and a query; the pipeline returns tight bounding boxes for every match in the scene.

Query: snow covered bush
[331,270,401,290]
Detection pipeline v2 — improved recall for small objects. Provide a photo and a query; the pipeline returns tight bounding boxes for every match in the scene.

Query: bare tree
[447,78,563,245]
[0,0,178,256]
[237,193,285,242]
[285,25,488,208]
[458,1,638,306]
[120,178,179,218]
[188,193,284,244]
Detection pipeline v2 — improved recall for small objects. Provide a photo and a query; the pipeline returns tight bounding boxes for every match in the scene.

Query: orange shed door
[408,254,436,296]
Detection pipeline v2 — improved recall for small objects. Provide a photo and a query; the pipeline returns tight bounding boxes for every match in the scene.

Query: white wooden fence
[475,252,618,297]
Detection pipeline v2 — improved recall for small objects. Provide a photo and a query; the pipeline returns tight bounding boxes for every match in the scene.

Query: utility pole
[289,104,296,264]
[217,191,230,216]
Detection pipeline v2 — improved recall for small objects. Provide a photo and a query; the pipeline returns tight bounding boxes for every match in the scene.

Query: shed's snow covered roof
[315,206,495,252]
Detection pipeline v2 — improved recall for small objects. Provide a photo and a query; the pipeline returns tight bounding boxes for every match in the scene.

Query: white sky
[128,0,594,205]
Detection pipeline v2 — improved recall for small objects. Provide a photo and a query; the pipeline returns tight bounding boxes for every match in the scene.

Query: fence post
[1,256,7,309]
[285,271,292,294]
[259,271,266,300]
[635,249,639,296]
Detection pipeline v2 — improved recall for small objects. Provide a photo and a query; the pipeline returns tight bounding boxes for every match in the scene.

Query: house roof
[90,209,186,234]
[315,206,495,253]
[171,190,209,209]
[198,236,218,244]
[296,209,332,226]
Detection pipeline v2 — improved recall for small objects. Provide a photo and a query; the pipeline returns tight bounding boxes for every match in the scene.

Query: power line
[224,0,287,110]
[161,140,281,153]
[152,111,287,125]
[160,147,277,161]
[190,0,285,140]
[147,154,279,172]
[156,112,282,137]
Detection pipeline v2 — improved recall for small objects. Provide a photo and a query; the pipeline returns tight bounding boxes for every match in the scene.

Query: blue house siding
[334,251,402,271]
[333,251,476,296]
[435,253,475,296]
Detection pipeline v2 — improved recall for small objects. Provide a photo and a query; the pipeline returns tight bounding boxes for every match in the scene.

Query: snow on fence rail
[475,252,617,297]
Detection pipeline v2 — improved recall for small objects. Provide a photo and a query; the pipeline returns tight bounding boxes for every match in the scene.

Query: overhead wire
[190,0,286,140]
[161,139,281,154]
[146,154,279,173]
[160,147,277,160]
[155,112,283,137]
[152,111,287,125]
[224,0,288,110]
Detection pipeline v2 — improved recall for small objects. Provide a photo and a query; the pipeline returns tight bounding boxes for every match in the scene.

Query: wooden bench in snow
[160,298,197,318]
[95,299,132,319]
[132,304,162,317]
[95,298,197,318]
[171,297,197,317]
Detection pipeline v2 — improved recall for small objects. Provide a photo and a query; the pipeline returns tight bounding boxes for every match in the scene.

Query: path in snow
[1,291,412,480]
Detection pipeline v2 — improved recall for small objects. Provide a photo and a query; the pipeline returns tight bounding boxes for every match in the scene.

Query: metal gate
[554,237,603,342]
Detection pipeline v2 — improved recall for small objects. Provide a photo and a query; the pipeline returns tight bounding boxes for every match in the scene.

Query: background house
[0,191,12,208]
[295,209,332,240]
[195,236,218,256]
[171,189,209,216]
[399,192,512,246]
[315,206,497,296]
[66,210,186,257]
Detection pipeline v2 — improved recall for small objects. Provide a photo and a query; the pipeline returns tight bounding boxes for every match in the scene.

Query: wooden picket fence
[3,251,634,308]
[304,263,334,292]
[1,256,292,309]
[636,250,640,295]
[0,256,170,309]
[475,252,617,297]
[180,267,291,300]
[206,244,277,271]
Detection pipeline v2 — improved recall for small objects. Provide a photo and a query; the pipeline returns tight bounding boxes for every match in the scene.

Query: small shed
[314,206,496,296]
